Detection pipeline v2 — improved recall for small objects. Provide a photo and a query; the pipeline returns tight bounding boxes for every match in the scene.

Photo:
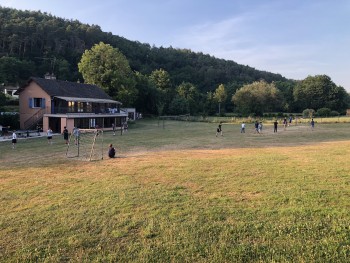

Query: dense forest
[0,6,348,116]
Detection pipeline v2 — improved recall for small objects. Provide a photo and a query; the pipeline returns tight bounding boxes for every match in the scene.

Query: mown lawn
[0,120,349,262]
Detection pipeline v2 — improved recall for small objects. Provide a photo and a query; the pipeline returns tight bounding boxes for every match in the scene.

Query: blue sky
[1,0,349,90]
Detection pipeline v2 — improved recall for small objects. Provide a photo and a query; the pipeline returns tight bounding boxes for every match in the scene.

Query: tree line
[0,6,349,116]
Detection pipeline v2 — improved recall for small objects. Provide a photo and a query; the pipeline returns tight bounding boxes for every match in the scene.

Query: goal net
[66,129,104,161]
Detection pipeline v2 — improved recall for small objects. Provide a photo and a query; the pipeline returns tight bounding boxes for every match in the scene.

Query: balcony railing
[51,107,121,115]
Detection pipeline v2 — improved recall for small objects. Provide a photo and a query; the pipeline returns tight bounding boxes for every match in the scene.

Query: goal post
[66,128,104,161]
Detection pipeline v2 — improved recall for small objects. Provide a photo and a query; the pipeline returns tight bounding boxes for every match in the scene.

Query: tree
[176,82,200,114]
[78,42,137,104]
[213,84,227,114]
[0,56,35,85]
[134,71,158,115]
[204,91,217,116]
[232,80,283,116]
[293,75,349,112]
[0,57,21,84]
[168,96,189,115]
[316,108,331,117]
[149,69,173,113]
[149,68,171,92]
[0,92,7,110]
[302,109,315,118]
[274,80,297,112]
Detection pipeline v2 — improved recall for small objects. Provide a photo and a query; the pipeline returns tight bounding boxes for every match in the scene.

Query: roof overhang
[54,96,121,104]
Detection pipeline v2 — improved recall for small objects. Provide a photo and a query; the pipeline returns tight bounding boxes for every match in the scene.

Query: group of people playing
[216,117,315,136]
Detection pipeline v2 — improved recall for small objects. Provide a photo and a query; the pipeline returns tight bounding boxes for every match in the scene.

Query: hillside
[0,6,288,92]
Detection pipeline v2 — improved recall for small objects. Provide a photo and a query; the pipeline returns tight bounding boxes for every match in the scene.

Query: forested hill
[0,6,288,92]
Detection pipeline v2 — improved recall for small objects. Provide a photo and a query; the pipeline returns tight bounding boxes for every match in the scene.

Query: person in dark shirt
[215,122,223,137]
[311,119,315,130]
[273,120,278,133]
[108,143,116,158]
[63,126,69,144]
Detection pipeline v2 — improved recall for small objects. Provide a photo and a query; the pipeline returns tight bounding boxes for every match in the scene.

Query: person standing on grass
[112,123,116,135]
[241,122,246,133]
[273,120,278,133]
[254,120,259,133]
[47,127,53,144]
[12,130,17,149]
[258,122,263,134]
[283,117,287,131]
[123,122,128,133]
[216,122,223,137]
[311,119,315,130]
[63,126,69,144]
[72,127,80,145]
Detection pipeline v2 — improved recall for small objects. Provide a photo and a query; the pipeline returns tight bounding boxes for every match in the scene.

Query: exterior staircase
[24,108,46,130]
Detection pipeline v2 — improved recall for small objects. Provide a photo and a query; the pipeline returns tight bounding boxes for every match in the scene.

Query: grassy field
[0,120,350,262]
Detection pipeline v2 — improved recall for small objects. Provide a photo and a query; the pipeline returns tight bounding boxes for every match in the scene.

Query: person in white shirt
[72,127,80,145]
[12,131,17,149]
[47,127,53,144]
[241,122,246,133]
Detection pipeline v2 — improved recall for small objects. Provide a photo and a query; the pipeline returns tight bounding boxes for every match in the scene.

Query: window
[77,102,84,112]
[29,98,45,108]
[34,98,42,107]
[68,101,75,112]
[86,102,92,112]
[89,118,96,128]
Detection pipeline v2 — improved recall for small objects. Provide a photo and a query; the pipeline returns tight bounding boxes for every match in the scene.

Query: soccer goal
[66,129,104,161]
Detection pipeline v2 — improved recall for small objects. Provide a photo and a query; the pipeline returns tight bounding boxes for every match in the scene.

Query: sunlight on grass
[0,120,350,261]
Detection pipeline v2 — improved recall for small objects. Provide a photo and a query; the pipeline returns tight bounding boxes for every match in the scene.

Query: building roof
[16,77,121,104]
[55,96,119,104]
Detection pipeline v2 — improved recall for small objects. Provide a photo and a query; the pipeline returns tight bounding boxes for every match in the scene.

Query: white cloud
[171,12,350,89]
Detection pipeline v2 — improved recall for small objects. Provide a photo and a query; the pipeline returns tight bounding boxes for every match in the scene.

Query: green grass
[0,120,350,262]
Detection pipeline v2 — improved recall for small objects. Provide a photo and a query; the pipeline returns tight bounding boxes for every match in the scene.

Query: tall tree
[213,84,227,114]
[293,75,349,112]
[205,91,217,116]
[274,80,297,112]
[149,68,173,113]
[78,42,137,105]
[232,80,283,116]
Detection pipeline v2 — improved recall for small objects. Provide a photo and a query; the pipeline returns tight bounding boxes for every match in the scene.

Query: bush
[302,109,315,118]
[0,113,20,129]
[330,111,340,116]
[316,108,331,117]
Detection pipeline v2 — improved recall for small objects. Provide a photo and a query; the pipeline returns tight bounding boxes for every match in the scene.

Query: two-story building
[15,77,128,133]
